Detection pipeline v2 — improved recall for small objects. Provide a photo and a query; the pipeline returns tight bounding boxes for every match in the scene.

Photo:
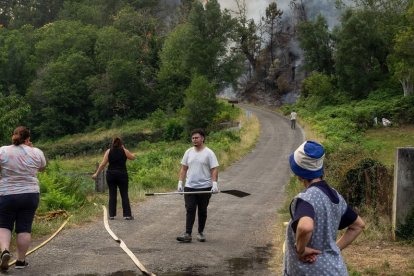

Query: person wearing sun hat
[283,141,365,275]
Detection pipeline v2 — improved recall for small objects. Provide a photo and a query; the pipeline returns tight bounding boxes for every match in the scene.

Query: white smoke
[216,0,352,103]
[218,0,347,28]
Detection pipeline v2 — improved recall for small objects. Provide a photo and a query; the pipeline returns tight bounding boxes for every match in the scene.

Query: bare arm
[336,216,365,251]
[123,147,136,160]
[92,149,110,179]
[295,216,314,254]
[210,167,218,182]
[179,165,188,181]
[295,216,321,262]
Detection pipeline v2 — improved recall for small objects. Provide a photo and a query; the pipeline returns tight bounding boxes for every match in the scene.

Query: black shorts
[0,193,39,233]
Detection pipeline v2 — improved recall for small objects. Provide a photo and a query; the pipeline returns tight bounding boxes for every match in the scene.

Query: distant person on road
[0,126,46,271]
[283,141,365,275]
[92,137,135,220]
[176,128,219,243]
[290,111,297,129]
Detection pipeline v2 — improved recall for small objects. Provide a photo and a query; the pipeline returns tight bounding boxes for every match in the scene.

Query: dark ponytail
[12,126,30,146]
[111,137,123,149]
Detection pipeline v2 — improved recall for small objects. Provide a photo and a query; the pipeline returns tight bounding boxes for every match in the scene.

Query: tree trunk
[400,75,413,96]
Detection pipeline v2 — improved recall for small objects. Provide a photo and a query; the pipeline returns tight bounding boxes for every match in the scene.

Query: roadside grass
[38,119,153,146]
[363,126,414,167]
[29,108,260,245]
[214,111,259,168]
[345,241,414,275]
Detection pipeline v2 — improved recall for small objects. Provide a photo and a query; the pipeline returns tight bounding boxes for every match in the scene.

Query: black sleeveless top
[107,148,127,173]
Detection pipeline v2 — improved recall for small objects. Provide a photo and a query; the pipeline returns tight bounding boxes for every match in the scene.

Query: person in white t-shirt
[0,126,46,271]
[176,128,219,243]
[290,111,297,129]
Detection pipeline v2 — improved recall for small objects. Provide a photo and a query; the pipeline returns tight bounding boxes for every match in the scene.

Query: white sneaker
[197,232,206,242]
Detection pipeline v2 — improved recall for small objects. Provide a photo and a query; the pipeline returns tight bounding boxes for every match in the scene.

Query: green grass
[363,126,414,167]
[37,119,153,146]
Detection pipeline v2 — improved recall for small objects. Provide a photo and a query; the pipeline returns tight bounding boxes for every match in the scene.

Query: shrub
[209,130,241,143]
[163,118,184,141]
[337,158,393,219]
[181,75,217,134]
[148,108,167,129]
[391,95,414,124]
[396,205,414,240]
[38,161,94,212]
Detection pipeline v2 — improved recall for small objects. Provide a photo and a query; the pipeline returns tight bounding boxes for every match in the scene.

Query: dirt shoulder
[343,240,414,275]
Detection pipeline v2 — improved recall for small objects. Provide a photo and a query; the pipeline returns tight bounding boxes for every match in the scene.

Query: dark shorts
[0,193,39,233]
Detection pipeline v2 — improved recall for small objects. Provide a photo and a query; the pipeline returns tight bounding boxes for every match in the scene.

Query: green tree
[27,53,95,138]
[186,0,240,83]
[300,72,340,110]
[334,0,409,98]
[0,0,64,28]
[0,94,30,144]
[182,75,217,133]
[88,58,153,122]
[113,6,159,37]
[58,1,107,27]
[263,2,283,63]
[233,0,262,77]
[94,26,142,71]
[298,15,335,75]
[157,0,242,110]
[157,24,193,110]
[112,6,161,93]
[58,0,127,27]
[34,20,97,65]
[0,25,36,95]
[388,3,414,96]
[334,9,389,98]
[89,26,154,121]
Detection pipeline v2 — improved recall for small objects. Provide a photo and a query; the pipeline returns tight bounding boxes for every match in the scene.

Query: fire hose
[8,213,72,267]
[102,205,156,276]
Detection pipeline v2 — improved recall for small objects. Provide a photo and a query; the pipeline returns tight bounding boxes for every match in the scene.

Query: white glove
[211,181,219,194]
[177,180,183,192]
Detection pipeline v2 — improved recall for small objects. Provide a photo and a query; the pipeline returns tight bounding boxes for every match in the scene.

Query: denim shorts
[0,193,39,233]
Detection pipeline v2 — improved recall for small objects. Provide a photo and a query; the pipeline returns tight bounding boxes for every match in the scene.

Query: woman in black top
[92,137,136,220]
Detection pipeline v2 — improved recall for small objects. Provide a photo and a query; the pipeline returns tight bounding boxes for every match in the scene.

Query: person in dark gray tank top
[92,137,136,220]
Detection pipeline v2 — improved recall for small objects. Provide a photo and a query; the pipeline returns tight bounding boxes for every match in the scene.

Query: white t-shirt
[181,146,219,189]
[290,112,297,120]
[0,144,46,195]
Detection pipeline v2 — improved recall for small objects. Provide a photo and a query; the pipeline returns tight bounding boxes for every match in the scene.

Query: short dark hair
[191,128,205,138]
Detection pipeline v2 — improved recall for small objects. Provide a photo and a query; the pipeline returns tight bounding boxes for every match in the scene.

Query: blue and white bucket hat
[289,141,325,179]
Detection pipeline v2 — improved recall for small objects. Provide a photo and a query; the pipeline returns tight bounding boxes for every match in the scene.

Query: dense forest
[0,0,413,143]
[0,0,244,142]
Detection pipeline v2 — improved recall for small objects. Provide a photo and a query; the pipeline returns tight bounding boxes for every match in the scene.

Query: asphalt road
[10,104,304,276]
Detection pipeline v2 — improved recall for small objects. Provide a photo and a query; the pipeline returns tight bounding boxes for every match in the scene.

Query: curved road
[17,104,304,276]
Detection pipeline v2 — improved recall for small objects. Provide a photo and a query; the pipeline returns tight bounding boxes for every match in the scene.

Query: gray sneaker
[197,232,206,242]
[176,232,192,242]
[0,250,10,271]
